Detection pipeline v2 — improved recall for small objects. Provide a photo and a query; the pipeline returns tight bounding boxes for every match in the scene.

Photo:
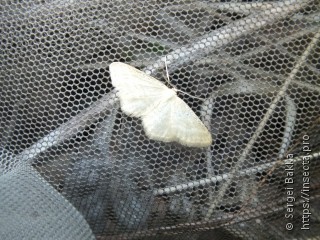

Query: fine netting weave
[0,0,319,239]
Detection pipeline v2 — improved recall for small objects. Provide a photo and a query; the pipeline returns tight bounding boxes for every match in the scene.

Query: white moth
[109,62,212,148]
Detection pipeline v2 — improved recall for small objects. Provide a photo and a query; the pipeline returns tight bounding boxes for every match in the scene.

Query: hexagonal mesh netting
[0,0,320,239]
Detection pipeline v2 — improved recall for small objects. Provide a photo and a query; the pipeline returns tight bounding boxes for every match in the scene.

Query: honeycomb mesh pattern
[0,0,320,239]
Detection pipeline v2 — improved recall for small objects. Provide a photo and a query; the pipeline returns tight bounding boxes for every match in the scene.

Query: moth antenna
[164,56,174,88]
[164,56,206,101]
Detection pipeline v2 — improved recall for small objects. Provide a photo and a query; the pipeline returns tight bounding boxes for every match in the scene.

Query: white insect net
[0,1,319,239]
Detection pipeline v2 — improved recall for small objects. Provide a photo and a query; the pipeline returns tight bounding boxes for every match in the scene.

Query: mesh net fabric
[0,0,319,239]
[0,164,95,240]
